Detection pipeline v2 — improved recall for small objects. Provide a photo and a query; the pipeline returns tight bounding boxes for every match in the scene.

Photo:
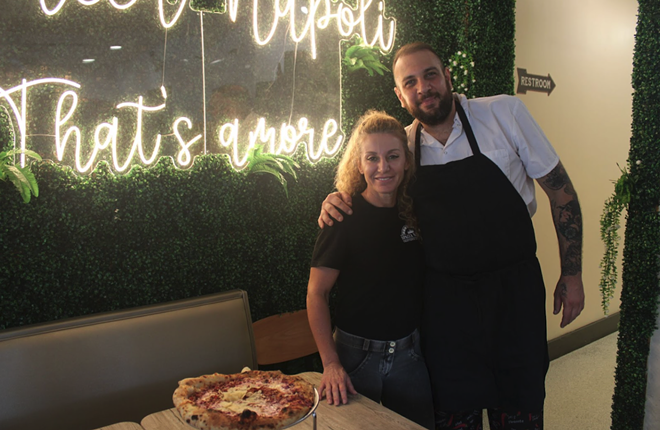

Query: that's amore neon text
[1,79,343,172]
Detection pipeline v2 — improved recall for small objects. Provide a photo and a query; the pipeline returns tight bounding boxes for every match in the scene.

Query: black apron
[410,98,549,412]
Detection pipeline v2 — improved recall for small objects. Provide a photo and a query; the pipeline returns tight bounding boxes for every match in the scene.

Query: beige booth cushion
[0,290,257,430]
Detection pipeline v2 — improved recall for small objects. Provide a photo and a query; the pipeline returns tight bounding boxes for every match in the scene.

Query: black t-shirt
[311,194,425,340]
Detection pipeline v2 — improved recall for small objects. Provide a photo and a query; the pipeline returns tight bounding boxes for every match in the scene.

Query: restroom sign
[516,68,556,96]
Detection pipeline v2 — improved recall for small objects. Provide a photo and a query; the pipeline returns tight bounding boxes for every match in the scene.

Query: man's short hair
[392,42,444,73]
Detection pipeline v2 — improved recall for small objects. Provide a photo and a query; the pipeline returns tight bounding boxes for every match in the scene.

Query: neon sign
[252,0,395,59]
[1,1,396,173]
[39,0,395,53]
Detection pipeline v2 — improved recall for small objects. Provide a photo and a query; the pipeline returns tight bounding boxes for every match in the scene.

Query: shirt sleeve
[510,97,560,179]
[310,223,347,270]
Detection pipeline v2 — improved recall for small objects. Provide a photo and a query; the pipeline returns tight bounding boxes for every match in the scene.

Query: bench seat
[0,289,257,430]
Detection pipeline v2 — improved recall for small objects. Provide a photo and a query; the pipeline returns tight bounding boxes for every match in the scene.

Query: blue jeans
[334,328,435,430]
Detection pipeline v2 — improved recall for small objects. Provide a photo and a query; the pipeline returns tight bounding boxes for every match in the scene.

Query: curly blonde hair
[335,110,417,232]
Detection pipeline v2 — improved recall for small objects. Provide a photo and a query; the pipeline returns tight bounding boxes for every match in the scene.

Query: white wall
[515,0,637,340]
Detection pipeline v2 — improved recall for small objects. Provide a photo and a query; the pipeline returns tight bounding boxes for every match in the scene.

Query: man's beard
[404,86,454,126]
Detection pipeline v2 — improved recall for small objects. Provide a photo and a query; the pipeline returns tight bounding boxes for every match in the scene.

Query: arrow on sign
[516,68,556,95]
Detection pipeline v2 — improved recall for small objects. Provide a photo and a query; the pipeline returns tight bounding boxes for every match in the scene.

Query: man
[318,42,585,430]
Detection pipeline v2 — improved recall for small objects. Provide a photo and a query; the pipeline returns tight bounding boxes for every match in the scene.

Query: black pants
[435,409,543,430]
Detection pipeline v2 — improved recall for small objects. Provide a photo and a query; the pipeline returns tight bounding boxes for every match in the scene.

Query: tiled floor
[484,332,618,429]
[544,332,617,429]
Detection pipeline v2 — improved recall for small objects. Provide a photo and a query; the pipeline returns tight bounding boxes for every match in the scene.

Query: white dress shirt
[405,93,559,216]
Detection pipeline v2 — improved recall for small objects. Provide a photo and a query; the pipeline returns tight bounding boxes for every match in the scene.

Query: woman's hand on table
[319,361,357,405]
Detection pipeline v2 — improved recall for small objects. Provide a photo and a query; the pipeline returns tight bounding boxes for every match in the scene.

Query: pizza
[172,370,316,430]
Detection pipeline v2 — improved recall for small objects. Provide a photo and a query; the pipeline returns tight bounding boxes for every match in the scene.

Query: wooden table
[94,422,145,430]
[141,372,427,430]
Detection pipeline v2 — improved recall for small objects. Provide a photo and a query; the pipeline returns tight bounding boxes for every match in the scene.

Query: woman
[306,110,434,429]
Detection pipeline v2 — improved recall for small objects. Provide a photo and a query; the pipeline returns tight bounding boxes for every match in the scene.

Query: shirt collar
[419,109,463,148]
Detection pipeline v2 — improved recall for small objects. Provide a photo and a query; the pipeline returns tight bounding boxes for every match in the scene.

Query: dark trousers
[435,409,543,430]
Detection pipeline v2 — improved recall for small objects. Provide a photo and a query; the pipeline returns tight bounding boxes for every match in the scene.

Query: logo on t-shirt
[400,225,418,243]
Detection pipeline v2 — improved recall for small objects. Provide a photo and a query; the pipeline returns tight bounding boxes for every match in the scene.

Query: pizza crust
[173,370,315,430]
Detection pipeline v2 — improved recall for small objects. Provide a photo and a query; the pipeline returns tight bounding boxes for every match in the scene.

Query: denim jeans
[334,327,435,430]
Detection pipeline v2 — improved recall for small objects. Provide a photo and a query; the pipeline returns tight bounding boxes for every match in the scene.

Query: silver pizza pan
[283,387,319,429]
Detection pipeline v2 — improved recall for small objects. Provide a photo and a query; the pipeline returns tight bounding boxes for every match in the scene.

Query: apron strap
[414,121,423,168]
[453,96,481,156]
[413,95,482,166]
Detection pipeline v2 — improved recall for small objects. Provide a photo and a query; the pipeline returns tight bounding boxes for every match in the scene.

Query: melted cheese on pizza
[174,371,315,430]
[197,382,286,416]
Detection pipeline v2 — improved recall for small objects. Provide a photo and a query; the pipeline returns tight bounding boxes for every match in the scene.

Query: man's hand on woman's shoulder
[318,191,354,228]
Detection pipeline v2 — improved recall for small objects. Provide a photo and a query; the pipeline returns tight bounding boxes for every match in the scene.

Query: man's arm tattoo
[542,163,578,196]
[543,164,582,276]
[559,282,568,297]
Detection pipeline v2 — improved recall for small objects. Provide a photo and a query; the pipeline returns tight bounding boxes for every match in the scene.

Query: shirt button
[388,348,395,353]
[389,342,396,347]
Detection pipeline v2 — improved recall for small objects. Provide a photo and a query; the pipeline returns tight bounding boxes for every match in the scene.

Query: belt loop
[362,338,370,351]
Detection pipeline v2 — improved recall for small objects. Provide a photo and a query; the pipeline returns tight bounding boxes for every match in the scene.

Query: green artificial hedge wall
[611,1,660,429]
[0,1,515,337]
[0,149,336,327]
